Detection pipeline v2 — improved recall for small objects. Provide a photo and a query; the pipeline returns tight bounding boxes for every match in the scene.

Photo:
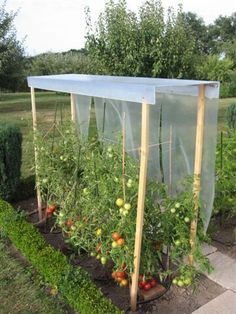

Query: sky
[4,0,236,56]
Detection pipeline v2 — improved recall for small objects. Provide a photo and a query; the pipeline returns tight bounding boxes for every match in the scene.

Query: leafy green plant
[0,123,22,200]
[227,103,236,130]
[214,131,236,218]
[0,199,123,314]
[36,121,211,289]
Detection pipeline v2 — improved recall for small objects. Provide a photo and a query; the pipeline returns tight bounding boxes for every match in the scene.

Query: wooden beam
[130,102,150,312]
[70,93,76,122]
[188,84,206,266]
[30,87,43,221]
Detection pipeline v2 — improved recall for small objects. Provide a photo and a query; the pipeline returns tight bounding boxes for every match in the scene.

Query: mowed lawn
[0,240,71,314]
[0,91,235,177]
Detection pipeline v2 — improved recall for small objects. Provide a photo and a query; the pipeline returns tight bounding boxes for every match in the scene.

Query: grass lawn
[0,91,235,177]
[0,239,71,314]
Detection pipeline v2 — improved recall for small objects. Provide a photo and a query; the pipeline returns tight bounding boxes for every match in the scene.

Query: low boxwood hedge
[0,199,123,314]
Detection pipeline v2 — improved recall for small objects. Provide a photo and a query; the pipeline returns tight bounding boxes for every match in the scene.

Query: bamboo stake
[70,93,76,122]
[30,87,43,221]
[122,111,126,201]
[169,125,173,195]
[130,102,150,312]
[188,85,206,266]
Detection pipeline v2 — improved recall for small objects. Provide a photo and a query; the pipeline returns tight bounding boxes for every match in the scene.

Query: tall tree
[85,0,198,79]
[0,1,25,91]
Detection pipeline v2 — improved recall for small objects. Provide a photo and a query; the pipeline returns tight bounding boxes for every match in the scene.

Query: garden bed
[13,197,226,314]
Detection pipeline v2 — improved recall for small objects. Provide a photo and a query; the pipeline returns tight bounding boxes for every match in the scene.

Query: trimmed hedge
[0,199,123,314]
[0,123,22,200]
[227,103,236,130]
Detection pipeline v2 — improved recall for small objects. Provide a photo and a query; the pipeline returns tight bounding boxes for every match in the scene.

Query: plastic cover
[93,86,218,229]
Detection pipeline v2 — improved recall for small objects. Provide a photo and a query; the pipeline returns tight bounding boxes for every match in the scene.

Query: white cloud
[4,0,236,56]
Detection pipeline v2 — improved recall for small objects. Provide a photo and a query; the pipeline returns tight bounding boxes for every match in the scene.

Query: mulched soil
[12,197,227,314]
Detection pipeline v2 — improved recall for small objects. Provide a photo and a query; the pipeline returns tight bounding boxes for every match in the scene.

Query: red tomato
[111,271,117,279]
[112,232,121,241]
[138,282,144,289]
[116,271,126,279]
[150,279,157,287]
[143,283,152,291]
[117,238,125,246]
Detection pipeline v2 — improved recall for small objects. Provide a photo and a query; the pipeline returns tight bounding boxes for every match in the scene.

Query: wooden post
[31,87,43,221]
[70,93,76,122]
[122,111,126,201]
[130,102,150,312]
[188,85,206,266]
[169,125,173,195]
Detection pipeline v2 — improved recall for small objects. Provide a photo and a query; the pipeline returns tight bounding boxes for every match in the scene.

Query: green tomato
[122,210,129,216]
[71,225,76,231]
[119,207,124,214]
[174,239,181,247]
[107,146,113,153]
[184,217,190,223]
[172,278,178,285]
[96,228,102,236]
[176,213,180,218]
[101,257,107,265]
[83,188,89,195]
[183,278,192,285]
[116,198,124,207]
[112,241,118,248]
[124,203,131,210]
[59,212,64,217]
[170,208,176,214]
[175,203,181,208]
[126,182,132,188]
[177,280,184,287]
[90,252,96,257]
[107,153,113,158]
[96,254,101,260]
[128,179,133,184]
[42,178,48,184]
[114,177,119,183]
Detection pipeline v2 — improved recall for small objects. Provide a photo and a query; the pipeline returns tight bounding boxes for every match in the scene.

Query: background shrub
[0,123,22,200]
[227,103,236,130]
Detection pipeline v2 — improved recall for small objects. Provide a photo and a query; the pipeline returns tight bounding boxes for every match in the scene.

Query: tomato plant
[35,121,212,290]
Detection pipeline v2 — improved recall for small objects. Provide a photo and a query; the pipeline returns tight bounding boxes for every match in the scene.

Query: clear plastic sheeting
[160,92,219,228]
[75,95,91,140]
[27,74,220,229]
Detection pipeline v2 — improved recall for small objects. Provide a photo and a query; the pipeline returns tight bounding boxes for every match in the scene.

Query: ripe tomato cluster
[111,232,125,248]
[112,270,129,287]
[46,204,56,218]
[138,276,157,291]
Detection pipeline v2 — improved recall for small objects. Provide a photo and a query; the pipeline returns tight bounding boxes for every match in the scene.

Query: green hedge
[0,123,22,200]
[0,199,123,314]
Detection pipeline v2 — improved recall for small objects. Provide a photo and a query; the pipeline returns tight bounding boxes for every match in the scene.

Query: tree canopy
[0,1,25,91]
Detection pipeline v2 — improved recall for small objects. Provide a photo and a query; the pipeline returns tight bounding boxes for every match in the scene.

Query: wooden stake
[30,87,43,221]
[130,102,150,312]
[70,93,76,122]
[122,111,126,201]
[169,125,173,195]
[188,85,206,266]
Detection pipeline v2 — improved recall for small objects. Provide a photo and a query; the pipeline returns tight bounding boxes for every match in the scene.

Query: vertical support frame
[30,87,43,221]
[130,102,150,312]
[189,84,206,265]
[70,93,76,122]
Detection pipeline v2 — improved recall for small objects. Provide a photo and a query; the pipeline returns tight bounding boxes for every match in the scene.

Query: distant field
[0,91,235,178]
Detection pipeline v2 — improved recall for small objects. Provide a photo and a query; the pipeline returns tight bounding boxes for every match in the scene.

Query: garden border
[0,199,123,314]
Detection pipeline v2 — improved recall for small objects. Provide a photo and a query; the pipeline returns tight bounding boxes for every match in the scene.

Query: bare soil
[13,197,226,314]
